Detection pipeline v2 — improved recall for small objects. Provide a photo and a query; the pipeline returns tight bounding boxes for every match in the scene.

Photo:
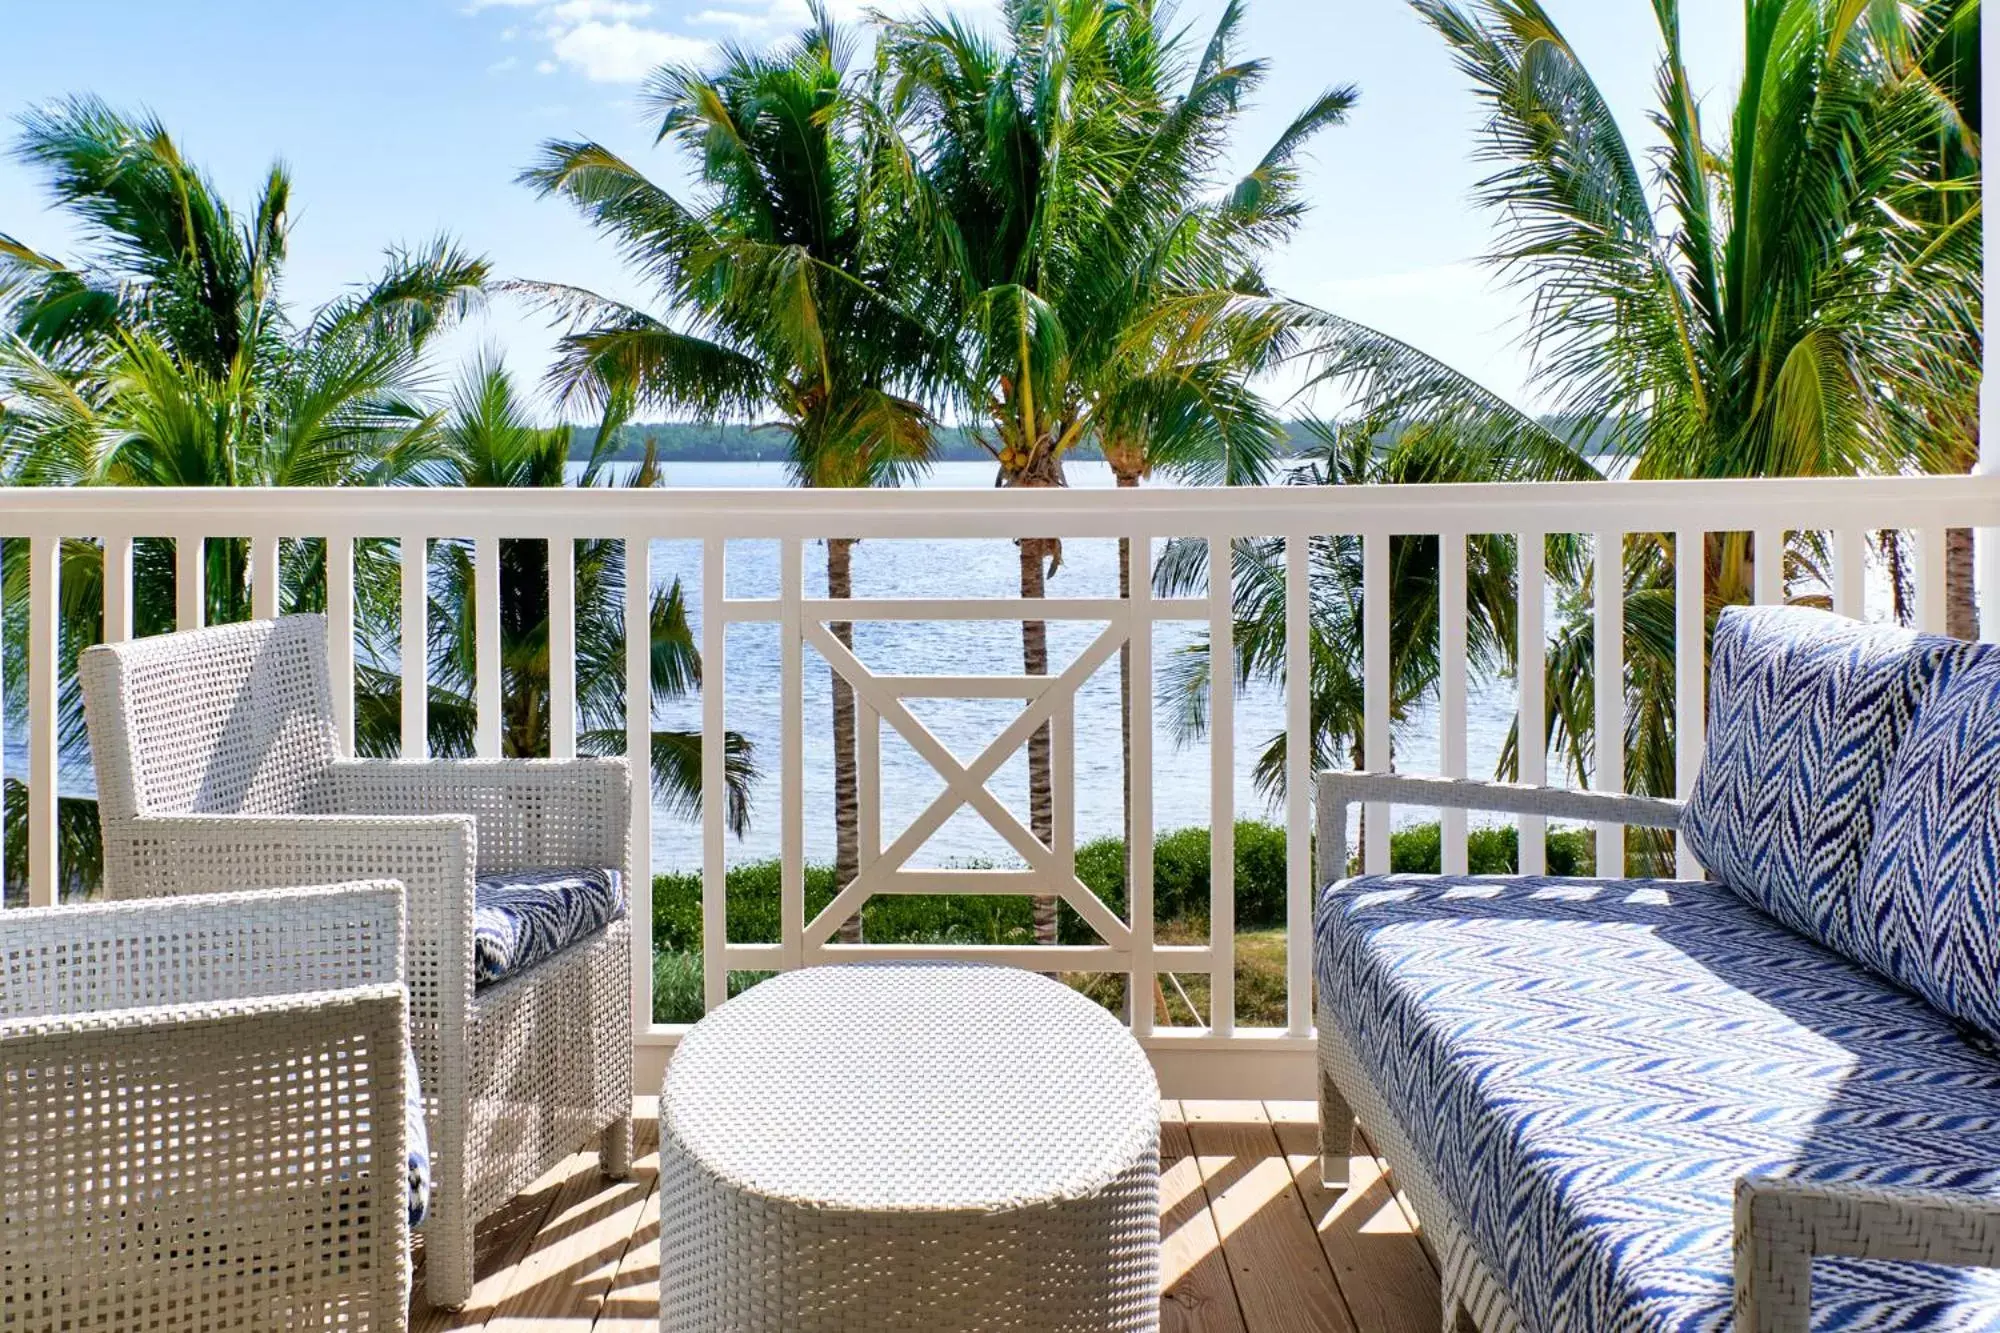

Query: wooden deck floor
[411,1100,1442,1333]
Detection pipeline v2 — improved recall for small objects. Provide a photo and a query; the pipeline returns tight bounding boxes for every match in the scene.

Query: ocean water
[637,460,1524,872]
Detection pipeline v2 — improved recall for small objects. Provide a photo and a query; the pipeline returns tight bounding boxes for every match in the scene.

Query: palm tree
[1161,418,1595,855]
[409,358,755,831]
[0,95,486,894]
[1290,0,1980,856]
[521,13,938,939]
[883,0,1353,944]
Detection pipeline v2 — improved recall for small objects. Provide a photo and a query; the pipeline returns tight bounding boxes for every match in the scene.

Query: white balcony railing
[3,476,1995,1096]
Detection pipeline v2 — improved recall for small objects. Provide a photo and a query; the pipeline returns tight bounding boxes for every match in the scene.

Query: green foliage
[0,780,101,906]
[1383,820,1593,877]
[413,359,758,831]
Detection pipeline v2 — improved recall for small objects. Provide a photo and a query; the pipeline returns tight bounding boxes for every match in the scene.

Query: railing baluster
[1052,689,1075,881]
[626,534,654,1029]
[1754,528,1784,606]
[1284,531,1311,1038]
[1593,530,1625,874]
[400,534,428,759]
[1207,534,1234,1038]
[1440,532,1469,874]
[1917,527,1948,633]
[328,535,356,757]
[1363,532,1391,873]
[1833,529,1866,619]
[1675,527,1706,879]
[701,537,727,1014]
[102,535,133,643]
[251,533,280,621]
[1518,533,1547,875]
[1129,534,1156,1037]
[780,537,804,972]
[858,697,880,871]
[550,537,577,759]
[475,536,501,759]
[177,535,204,630]
[28,537,58,906]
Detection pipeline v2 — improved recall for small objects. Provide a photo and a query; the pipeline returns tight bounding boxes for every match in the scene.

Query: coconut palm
[409,358,755,831]
[0,95,486,895]
[521,13,938,939]
[883,0,1354,943]
[1286,0,1980,854]
[1161,416,1594,834]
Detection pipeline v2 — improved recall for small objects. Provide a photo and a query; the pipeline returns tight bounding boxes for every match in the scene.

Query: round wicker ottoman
[658,962,1161,1332]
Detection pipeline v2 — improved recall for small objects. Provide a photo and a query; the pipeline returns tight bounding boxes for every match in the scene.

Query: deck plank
[591,1109,664,1332]
[410,1152,597,1331]
[1265,1101,1440,1333]
[1161,1101,1250,1333]
[1181,1100,1358,1333]
[486,1117,663,1330]
[409,1100,1435,1332]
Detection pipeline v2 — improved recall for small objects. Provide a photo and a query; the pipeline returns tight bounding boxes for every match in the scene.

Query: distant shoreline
[568,422,1104,464]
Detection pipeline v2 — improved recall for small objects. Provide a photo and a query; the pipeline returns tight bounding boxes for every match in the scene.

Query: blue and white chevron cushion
[1681,605,1964,960]
[1856,643,2000,1042]
[405,1045,430,1229]
[1317,873,2000,1332]
[473,867,627,988]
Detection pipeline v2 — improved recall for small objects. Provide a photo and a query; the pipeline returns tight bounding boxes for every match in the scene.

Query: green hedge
[650,818,1597,1022]
[653,817,1594,950]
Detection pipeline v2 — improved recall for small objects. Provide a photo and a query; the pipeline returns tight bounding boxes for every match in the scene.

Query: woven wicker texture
[79,615,636,1310]
[0,882,412,1330]
[660,963,1162,1331]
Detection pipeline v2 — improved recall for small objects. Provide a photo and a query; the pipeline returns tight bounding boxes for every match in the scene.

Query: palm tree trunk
[828,537,863,944]
[1947,526,1977,639]
[1020,534,1058,947]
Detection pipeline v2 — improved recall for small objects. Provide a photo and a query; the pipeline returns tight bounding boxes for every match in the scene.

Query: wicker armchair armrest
[1314,772,1686,886]
[0,983,412,1325]
[0,881,404,1019]
[322,758,629,872]
[1734,1177,2000,1333]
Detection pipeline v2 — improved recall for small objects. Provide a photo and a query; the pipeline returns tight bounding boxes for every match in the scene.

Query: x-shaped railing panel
[801,616,1134,949]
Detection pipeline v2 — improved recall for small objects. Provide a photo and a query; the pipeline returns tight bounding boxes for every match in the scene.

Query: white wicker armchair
[0,882,412,1330]
[78,614,635,1309]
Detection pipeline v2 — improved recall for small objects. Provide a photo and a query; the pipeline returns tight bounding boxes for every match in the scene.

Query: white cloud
[468,0,994,85]
[548,20,711,81]
[488,54,520,73]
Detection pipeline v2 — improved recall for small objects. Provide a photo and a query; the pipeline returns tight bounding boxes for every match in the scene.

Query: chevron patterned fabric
[1316,873,2000,1332]
[1857,645,2000,1043]
[1681,605,1966,960]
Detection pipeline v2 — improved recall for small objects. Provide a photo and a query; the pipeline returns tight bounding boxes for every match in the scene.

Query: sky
[0,0,1745,422]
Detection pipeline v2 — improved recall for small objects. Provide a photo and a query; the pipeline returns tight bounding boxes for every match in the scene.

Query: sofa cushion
[1857,644,2000,1043]
[473,867,626,988]
[1317,873,2000,1333]
[1681,605,1962,959]
[405,1046,430,1229]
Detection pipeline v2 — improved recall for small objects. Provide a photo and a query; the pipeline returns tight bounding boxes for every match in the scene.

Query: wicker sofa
[79,614,635,1309]
[1315,606,2000,1333]
[1,882,415,1329]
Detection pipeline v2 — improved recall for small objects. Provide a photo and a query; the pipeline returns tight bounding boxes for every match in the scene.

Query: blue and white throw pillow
[1856,642,2000,1042]
[1681,605,1963,961]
